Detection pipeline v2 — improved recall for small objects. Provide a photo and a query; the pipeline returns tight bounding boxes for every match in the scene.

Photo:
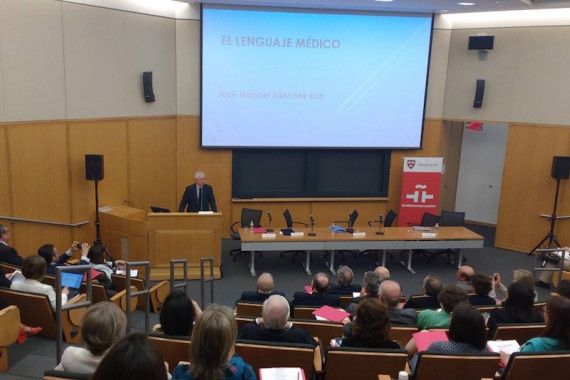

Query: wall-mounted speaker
[551,156,570,180]
[143,71,155,103]
[473,79,485,108]
[85,155,104,181]
[468,36,494,50]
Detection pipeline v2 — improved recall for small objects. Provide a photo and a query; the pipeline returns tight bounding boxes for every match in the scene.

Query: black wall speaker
[143,71,155,103]
[468,35,494,50]
[85,155,104,181]
[473,79,485,108]
[551,156,570,180]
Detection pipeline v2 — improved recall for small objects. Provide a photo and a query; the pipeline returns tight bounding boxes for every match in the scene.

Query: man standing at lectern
[178,171,217,212]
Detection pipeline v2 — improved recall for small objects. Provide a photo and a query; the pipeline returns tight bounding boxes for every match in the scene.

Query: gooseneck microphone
[346,212,354,233]
[376,213,384,235]
[309,214,316,236]
[266,211,274,232]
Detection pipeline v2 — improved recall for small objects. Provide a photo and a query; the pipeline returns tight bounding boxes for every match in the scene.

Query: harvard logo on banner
[398,157,443,226]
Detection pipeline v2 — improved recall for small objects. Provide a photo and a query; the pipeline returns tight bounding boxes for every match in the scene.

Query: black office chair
[364,209,397,264]
[330,210,359,263]
[426,210,466,263]
[280,209,309,262]
[230,208,263,262]
[408,211,440,261]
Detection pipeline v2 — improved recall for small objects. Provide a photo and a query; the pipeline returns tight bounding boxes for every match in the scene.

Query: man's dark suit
[403,295,440,309]
[327,283,361,295]
[0,243,24,267]
[237,321,317,346]
[178,184,217,212]
[289,292,340,317]
[236,290,286,304]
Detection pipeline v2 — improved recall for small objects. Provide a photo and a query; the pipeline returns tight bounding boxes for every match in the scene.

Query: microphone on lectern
[266,211,274,232]
[308,214,316,236]
[376,213,384,235]
[346,212,354,233]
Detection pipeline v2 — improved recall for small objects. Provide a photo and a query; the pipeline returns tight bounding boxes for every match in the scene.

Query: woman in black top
[341,298,400,349]
[487,282,544,338]
[468,274,497,306]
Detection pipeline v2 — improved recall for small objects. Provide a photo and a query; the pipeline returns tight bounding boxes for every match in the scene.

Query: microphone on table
[346,212,354,233]
[309,214,316,236]
[266,211,273,232]
[376,213,384,235]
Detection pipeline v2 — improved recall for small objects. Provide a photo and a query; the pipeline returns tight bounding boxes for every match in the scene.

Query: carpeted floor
[4,225,553,379]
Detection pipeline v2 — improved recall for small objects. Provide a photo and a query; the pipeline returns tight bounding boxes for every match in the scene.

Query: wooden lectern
[99,205,222,280]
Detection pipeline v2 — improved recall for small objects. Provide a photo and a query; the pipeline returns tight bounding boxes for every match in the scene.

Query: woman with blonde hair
[490,269,538,302]
[172,304,255,380]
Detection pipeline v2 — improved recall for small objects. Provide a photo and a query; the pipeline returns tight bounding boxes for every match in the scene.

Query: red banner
[398,157,443,227]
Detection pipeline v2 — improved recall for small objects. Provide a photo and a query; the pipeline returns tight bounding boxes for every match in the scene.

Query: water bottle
[249,221,254,231]
[330,222,336,235]
[434,222,439,232]
[398,371,409,380]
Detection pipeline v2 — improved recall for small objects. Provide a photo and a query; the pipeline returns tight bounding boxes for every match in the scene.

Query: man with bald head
[237,295,316,346]
[236,273,285,304]
[380,280,417,325]
[456,265,475,292]
[290,272,340,317]
[374,265,390,281]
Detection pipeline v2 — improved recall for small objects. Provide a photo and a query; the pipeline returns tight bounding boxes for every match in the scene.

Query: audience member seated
[10,255,68,310]
[408,303,489,372]
[374,265,391,281]
[237,295,317,346]
[416,285,468,330]
[153,290,201,336]
[468,274,497,306]
[339,298,400,349]
[380,280,417,326]
[456,265,475,292]
[557,279,570,298]
[490,269,538,302]
[498,294,570,367]
[290,273,340,317]
[328,265,361,295]
[346,271,382,315]
[173,304,255,380]
[235,273,285,303]
[80,243,124,297]
[403,273,442,309]
[55,302,126,374]
[487,282,545,339]
[38,242,78,276]
[92,332,168,380]
[0,224,24,267]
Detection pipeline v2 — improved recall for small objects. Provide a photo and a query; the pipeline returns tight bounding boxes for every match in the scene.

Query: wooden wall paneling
[176,116,232,235]
[6,122,72,255]
[128,117,178,213]
[0,126,11,217]
[439,120,463,212]
[496,124,570,252]
[68,119,129,244]
[387,119,444,220]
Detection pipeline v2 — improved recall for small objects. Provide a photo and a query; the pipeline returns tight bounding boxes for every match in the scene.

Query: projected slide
[201,6,433,148]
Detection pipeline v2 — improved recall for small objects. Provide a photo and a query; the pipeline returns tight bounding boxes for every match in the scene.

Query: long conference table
[240,226,484,276]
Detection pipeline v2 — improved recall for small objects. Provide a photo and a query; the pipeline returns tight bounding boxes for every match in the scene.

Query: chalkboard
[232,149,390,198]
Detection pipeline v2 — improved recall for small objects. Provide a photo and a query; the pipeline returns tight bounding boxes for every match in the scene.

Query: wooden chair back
[502,350,570,380]
[148,333,191,371]
[148,280,170,313]
[413,352,500,380]
[339,296,353,308]
[235,316,252,330]
[236,339,315,378]
[235,302,263,318]
[111,274,147,311]
[293,306,319,320]
[43,370,91,379]
[0,305,21,371]
[0,288,86,344]
[0,262,20,274]
[491,323,546,344]
[324,347,408,380]
[291,319,344,346]
[476,305,499,314]
[389,326,418,348]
